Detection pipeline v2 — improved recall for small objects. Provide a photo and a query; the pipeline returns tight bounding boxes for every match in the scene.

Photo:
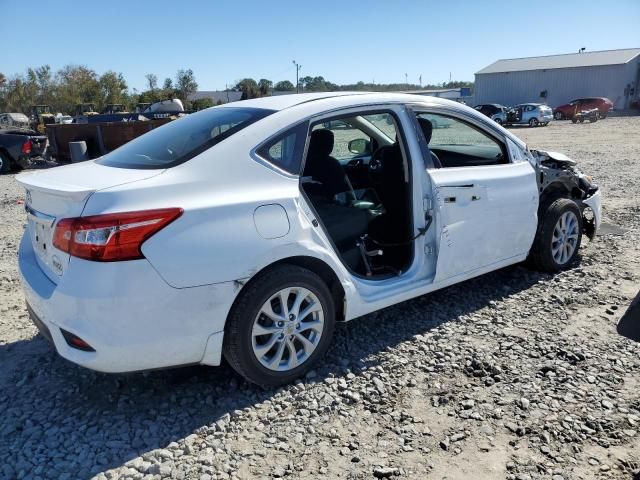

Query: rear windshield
[97,107,274,169]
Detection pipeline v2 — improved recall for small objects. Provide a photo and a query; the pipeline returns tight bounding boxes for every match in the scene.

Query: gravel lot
[1,117,639,480]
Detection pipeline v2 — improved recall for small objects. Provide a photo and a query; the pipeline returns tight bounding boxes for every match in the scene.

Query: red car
[553,97,614,120]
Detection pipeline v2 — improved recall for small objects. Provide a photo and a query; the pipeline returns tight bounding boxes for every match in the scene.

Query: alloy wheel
[251,287,325,371]
[551,211,579,265]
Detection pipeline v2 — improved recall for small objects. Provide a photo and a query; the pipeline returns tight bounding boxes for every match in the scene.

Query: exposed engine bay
[530,150,600,239]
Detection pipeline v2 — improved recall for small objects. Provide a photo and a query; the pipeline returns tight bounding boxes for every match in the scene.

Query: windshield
[97,107,274,169]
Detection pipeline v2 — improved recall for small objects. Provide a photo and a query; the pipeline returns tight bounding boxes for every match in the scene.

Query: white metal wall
[474,61,639,109]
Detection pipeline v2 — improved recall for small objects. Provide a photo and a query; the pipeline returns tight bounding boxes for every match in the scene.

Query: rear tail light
[21,140,33,154]
[52,208,183,261]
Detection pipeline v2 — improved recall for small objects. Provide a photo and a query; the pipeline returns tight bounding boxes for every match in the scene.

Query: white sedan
[17,92,602,386]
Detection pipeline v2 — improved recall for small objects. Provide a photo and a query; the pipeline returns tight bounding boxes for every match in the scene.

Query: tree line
[0,65,473,115]
[233,76,473,100]
[0,65,199,115]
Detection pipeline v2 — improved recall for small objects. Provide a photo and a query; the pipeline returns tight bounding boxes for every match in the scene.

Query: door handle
[444,196,456,203]
[471,195,481,201]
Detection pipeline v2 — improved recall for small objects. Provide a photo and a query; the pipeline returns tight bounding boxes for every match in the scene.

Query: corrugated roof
[476,48,640,74]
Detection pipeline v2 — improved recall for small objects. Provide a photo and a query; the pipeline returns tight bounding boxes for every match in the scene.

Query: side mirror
[348,138,369,155]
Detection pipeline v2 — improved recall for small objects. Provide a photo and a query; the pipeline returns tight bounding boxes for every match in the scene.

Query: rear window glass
[97,107,274,169]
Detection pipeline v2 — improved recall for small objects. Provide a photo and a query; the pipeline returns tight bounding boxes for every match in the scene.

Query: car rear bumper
[18,231,237,373]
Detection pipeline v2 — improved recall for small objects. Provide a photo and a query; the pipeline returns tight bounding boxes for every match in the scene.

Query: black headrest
[417,117,433,144]
[308,129,334,157]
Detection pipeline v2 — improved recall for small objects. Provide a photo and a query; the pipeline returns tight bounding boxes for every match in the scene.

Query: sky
[2,0,639,92]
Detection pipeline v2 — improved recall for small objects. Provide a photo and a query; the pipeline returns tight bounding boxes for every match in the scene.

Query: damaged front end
[530,150,602,240]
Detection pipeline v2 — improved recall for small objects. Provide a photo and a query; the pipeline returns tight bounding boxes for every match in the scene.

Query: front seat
[303,129,351,200]
[417,117,442,168]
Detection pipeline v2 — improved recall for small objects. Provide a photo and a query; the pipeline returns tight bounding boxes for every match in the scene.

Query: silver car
[506,103,553,127]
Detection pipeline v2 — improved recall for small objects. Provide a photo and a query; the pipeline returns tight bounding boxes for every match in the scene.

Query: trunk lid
[16,161,164,283]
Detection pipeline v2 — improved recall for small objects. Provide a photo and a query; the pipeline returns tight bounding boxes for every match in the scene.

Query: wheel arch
[232,255,347,322]
[539,181,581,208]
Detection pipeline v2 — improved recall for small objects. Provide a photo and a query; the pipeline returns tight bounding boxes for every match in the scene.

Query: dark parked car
[474,104,507,124]
[0,128,47,174]
[553,97,613,120]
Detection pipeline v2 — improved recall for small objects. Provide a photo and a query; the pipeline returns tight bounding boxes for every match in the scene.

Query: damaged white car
[17,93,601,386]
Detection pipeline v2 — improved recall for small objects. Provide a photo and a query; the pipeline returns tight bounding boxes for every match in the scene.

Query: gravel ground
[0,117,639,480]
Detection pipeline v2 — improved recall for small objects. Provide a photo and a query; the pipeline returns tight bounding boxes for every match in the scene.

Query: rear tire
[554,112,563,120]
[0,152,11,174]
[599,112,607,119]
[571,117,578,124]
[223,265,336,387]
[528,198,583,272]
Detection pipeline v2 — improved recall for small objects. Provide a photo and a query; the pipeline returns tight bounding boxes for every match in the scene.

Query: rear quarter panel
[83,136,350,289]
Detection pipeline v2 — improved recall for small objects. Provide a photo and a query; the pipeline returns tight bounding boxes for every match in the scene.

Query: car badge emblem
[51,255,64,276]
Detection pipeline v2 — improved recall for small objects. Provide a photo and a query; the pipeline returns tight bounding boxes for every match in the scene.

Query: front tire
[528,198,583,272]
[0,152,11,174]
[554,111,564,120]
[529,118,539,127]
[223,265,336,387]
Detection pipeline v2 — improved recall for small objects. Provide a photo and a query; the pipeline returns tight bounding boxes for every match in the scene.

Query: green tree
[163,77,173,90]
[145,73,158,91]
[54,65,101,113]
[299,76,337,92]
[191,97,214,111]
[274,80,294,91]
[235,78,259,100]
[258,78,272,96]
[99,71,128,110]
[26,65,53,105]
[174,69,198,107]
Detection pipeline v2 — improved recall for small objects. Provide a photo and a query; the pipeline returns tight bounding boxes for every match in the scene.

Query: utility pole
[292,60,302,93]
[419,75,422,87]
[404,73,408,86]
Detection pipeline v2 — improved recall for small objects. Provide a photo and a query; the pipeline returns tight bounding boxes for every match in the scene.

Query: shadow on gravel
[0,263,548,476]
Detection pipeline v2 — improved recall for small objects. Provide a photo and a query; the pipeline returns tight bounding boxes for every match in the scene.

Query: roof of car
[219,91,457,112]
[1,112,30,121]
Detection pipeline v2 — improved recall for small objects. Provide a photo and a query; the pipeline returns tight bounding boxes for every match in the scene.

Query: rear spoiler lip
[15,171,95,202]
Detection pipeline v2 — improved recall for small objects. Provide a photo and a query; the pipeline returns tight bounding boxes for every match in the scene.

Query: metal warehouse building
[474,48,640,110]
